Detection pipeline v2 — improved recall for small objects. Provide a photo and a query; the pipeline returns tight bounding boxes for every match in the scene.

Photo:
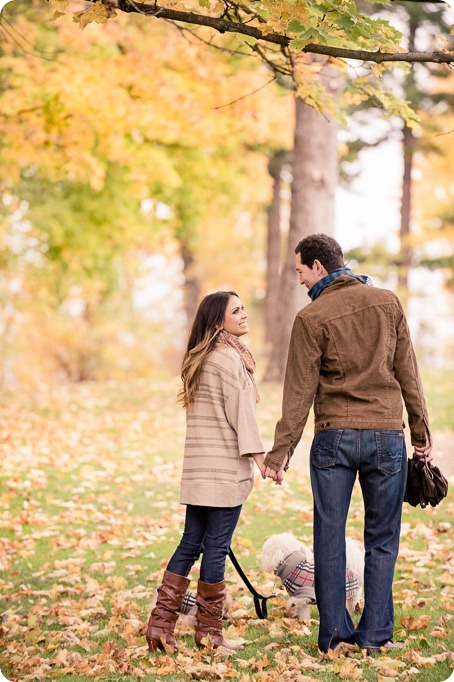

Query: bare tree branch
[212,74,277,108]
[108,0,454,64]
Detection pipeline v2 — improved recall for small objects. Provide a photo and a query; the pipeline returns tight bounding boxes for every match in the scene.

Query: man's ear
[313,259,324,274]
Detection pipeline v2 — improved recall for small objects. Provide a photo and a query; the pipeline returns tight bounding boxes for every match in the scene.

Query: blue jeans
[166,504,242,584]
[310,428,407,652]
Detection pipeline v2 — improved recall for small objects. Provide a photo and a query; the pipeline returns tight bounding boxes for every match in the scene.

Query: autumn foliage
[0,1,292,382]
[0,380,453,680]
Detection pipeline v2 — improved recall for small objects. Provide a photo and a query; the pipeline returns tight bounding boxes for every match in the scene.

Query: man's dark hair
[295,233,344,273]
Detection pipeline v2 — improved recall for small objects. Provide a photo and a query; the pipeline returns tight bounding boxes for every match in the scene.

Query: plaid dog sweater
[277,551,359,604]
[180,590,197,615]
[180,590,228,619]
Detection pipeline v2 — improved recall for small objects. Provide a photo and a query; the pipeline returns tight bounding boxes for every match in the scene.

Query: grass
[420,367,454,431]
[0,374,453,681]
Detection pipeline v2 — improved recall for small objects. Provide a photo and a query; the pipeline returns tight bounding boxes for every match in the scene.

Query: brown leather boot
[195,580,242,651]
[146,570,190,652]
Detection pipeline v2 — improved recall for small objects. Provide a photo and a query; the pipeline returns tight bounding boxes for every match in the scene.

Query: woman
[146,291,265,653]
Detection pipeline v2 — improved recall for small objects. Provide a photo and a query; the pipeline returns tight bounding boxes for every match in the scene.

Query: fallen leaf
[401,615,431,630]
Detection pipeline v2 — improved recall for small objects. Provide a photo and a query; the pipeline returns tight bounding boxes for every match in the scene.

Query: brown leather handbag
[405,455,448,508]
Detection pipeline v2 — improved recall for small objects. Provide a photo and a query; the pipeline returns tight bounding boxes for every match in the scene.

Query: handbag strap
[228,547,275,619]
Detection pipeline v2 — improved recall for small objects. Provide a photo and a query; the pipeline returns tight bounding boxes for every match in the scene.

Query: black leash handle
[228,547,273,619]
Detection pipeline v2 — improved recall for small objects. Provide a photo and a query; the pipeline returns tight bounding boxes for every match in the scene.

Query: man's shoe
[366,641,405,655]
[325,642,358,656]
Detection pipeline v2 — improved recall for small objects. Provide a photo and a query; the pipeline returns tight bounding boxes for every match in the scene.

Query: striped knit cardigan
[180,344,265,508]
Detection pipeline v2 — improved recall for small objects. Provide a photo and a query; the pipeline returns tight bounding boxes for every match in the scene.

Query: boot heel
[146,635,167,652]
[145,571,190,653]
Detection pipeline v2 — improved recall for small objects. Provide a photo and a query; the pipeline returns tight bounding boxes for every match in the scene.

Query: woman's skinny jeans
[166,504,242,584]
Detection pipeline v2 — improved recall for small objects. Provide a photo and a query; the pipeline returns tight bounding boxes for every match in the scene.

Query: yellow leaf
[123,622,136,646]
[371,63,387,78]
[430,626,449,638]
[439,571,454,586]
[49,0,68,10]
[106,575,127,589]
[409,650,438,667]
[369,659,405,670]
[54,649,69,668]
[230,608,249,619]
[73,1,115,30]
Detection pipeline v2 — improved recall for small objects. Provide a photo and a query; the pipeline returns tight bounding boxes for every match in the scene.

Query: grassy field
[0,374,453,681]
[420,367,454,432]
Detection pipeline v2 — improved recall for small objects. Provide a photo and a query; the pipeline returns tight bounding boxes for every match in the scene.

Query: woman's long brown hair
[178,291,238,409]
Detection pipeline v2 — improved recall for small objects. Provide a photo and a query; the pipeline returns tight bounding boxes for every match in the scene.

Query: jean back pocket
[375,431,405,474]
[310,429,343,469]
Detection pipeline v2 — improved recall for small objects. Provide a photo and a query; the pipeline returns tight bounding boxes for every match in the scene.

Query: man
[263,233,432,655]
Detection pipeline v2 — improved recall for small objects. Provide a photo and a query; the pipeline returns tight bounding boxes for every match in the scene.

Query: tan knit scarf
[217,330,260,403]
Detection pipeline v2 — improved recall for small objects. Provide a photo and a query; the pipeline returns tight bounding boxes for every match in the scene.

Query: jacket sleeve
[224,363,265,457]
[392,298,431,447]
[264,315,321,471]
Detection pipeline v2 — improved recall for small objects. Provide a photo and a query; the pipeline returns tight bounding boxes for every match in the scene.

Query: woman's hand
[252,453,266,476]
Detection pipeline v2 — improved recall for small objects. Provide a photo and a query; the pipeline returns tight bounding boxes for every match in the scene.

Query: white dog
[261,532,364,620]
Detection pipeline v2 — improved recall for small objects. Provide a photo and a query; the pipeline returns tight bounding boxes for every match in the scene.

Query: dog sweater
[277,551,359,602]
[180,590,197,615]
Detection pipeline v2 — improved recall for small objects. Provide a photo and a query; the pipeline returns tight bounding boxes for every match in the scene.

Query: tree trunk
[398,14,418,301]
[180,239,201,326]
[398,123,414,297]
[264,151,290,343]
[263,68,338,381]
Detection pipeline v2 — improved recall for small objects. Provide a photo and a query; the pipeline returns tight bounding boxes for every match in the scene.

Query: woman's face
[222,295,249,337]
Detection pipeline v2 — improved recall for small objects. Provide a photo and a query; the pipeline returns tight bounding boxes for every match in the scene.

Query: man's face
[295,253,326,290]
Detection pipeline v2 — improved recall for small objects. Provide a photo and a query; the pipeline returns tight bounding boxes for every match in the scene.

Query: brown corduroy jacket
[264,277,431,472]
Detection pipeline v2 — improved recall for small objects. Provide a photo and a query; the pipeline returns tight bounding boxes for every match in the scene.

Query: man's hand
[263,455,289,485]
[413,431,433,462]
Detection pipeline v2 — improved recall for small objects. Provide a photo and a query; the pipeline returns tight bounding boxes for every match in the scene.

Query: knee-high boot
[195,579,241,651]
[146,570,190,652]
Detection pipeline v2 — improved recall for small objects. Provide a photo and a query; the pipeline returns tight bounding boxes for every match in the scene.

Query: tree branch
[111,0,454,64]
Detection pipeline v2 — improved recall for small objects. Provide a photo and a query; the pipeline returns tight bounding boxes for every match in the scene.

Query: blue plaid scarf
[308,267,373,302]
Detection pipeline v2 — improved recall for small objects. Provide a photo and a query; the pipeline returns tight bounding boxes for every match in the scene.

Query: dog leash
[228,547,276,619]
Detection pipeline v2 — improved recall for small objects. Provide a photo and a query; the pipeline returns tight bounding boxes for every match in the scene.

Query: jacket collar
[308,267,373,301]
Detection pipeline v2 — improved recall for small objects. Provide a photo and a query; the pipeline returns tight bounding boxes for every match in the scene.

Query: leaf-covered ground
[0,379,453,681]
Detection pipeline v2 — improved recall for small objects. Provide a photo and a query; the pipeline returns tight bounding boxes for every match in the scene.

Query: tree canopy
[38,0,453,123]
[0,2,293,380]
[52,0,454,65]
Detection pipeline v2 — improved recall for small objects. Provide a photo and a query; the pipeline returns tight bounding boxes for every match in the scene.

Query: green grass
[420,367,454,431]
[0,376,453,681]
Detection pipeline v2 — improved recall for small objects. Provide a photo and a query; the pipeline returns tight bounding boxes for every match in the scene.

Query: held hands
[263,455,289,486]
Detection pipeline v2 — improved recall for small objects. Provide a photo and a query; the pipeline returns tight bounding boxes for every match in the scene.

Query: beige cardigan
[180,344,265,508]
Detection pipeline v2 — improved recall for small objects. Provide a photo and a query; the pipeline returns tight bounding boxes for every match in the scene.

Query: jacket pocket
[310,429,343,469]
[375,431,404,474]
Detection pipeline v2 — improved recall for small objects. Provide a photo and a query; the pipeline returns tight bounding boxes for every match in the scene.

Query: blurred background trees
[0,0,453,385]
[0,0,291,381]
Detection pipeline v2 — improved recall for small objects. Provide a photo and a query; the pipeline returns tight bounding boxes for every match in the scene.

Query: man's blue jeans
[310,428,407,652]
[166,504,242,584]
